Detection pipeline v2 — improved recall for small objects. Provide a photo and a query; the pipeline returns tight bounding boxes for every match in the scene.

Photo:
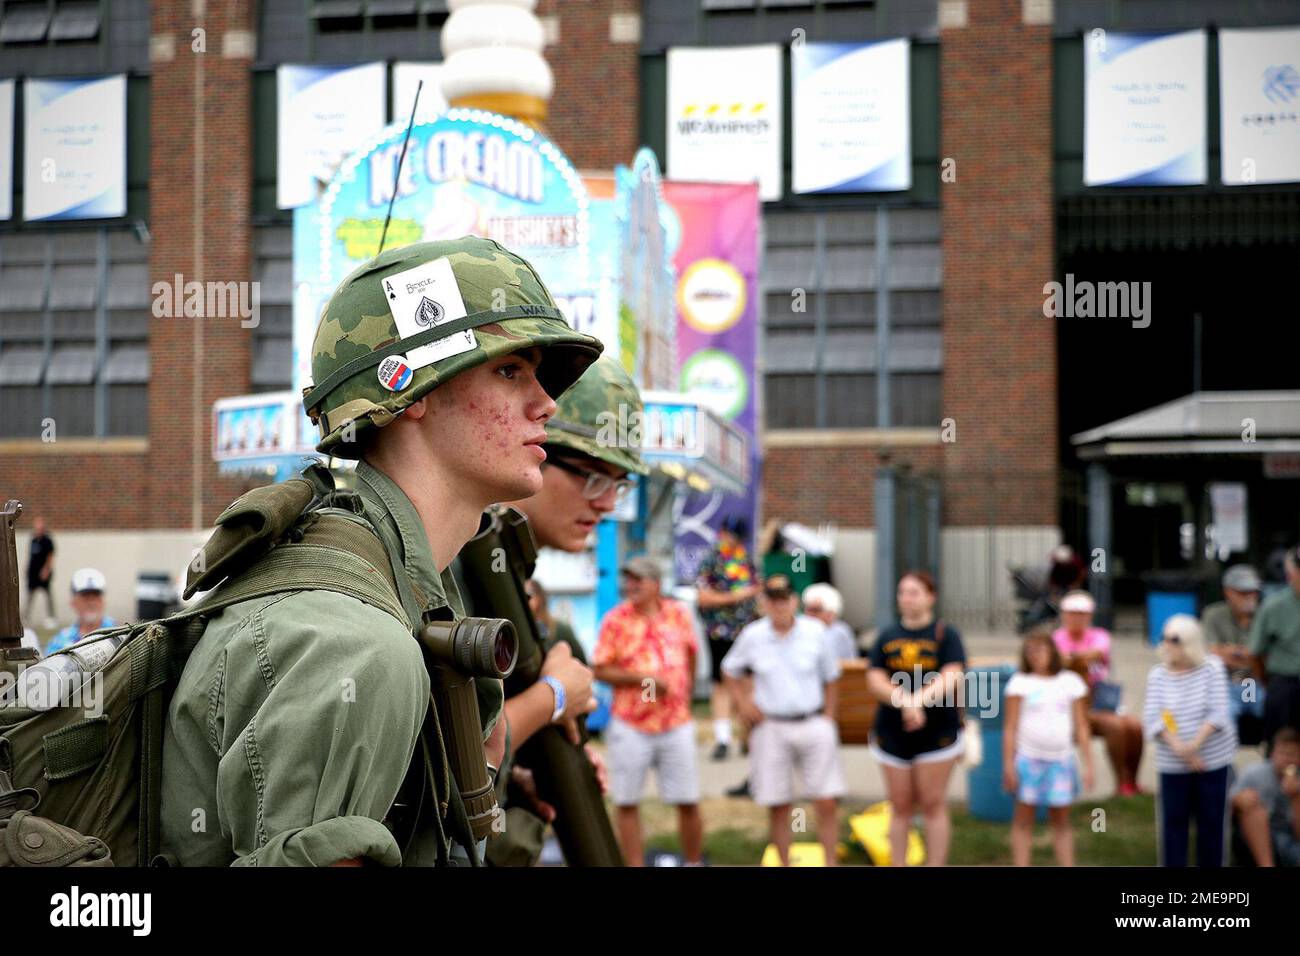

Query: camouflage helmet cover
[544,356,650,476]
[305,237,603,458]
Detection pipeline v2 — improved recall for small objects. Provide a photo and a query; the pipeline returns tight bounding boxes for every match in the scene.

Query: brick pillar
[537,0,641,170]
[940,0,1057,526]
[149,1,255,529]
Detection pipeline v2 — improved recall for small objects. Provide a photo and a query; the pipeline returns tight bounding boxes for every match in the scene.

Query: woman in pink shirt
[1052,590,1145,796]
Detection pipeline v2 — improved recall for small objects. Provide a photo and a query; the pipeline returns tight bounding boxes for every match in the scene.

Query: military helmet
[544,355,650,476]
[303,237,603,458]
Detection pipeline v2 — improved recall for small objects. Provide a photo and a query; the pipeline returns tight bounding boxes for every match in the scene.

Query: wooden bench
[834,659,878,745]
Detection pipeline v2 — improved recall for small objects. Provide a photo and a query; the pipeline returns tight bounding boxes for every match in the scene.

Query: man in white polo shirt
[721,574,845,865]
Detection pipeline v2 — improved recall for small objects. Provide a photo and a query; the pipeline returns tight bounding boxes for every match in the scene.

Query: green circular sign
[680,349,748,421]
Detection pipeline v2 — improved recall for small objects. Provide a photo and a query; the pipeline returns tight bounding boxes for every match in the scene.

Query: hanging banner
[1219,27,1300,186]
[277,62,387,210]
[667,45,782,202]
[23,75,126,221]
[0,79,12,221]
[1084,29,1206,186]
[292,109,591,406]
[662,179,761,584]
[393,62,449,125]
[793,39,911,194]
[615,149,677,390]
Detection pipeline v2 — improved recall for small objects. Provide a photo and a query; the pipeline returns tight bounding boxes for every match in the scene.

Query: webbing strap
[184,543,411,631]
[42,717,109,782]
[301,303,566,416]
[300,512,402,599]
[138,687,165,865]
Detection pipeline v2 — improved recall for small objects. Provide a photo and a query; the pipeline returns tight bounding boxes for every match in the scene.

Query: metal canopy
[1072,390,1300,459]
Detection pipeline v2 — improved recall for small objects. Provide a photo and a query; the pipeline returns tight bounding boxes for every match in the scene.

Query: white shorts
[607,717,700,807]
[749,714,847,807]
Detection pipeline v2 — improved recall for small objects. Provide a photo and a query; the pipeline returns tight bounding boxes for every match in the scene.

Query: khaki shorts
[607,717,700,807]
[750,714,847,806]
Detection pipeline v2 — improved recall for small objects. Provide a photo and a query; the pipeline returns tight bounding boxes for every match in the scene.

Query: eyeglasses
[546,457,635,502]
[1161,634,1182,645]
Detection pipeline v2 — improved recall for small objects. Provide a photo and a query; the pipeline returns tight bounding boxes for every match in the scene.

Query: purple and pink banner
[662,180,762,584]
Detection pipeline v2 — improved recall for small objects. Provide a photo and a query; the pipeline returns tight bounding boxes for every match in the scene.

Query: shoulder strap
[187,541,410,630]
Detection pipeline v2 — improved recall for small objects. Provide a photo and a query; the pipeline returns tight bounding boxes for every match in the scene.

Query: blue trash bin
[1146,590,1198,647]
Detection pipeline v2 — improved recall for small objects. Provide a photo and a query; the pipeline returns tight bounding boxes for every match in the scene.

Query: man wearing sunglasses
[485,356,650,865]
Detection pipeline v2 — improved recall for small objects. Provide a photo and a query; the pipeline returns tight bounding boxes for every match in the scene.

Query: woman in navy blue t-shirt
[865,570,967,865]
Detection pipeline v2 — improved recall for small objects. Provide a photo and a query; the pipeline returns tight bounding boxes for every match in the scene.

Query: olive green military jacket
[160,461,502,866]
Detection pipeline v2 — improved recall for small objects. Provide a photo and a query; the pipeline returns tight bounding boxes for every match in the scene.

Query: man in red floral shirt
[594,555,703,865]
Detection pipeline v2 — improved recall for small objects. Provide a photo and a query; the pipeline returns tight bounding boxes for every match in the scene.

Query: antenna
[378,79,423,256]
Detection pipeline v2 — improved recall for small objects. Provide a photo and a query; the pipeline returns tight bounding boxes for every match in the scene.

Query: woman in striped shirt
[1143,614,1239,867]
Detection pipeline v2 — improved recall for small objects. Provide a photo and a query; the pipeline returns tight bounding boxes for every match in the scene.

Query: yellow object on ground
[849,801,926,866]
[760,842,845,866]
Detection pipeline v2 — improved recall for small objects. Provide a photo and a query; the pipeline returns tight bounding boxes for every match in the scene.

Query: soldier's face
[513,452,626,552]
[422,348,557,504]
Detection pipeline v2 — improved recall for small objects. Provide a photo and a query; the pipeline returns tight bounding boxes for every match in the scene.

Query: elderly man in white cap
[802,582,858,660]
[1202,564,1265,726]
[1052,589,1144,796]
[45,567,115,656]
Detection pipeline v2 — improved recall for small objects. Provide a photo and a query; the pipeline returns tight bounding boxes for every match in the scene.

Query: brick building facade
[6,0,1294,628]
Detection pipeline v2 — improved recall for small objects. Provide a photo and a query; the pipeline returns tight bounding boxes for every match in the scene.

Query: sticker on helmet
[377,355,414,391]
[383,256,476,370]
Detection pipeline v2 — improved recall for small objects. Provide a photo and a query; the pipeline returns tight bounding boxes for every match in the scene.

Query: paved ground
[680,630,1266,803]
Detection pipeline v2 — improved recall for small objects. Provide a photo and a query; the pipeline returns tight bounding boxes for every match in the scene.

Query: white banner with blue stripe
[277,62,386,210]
[23,75,126,221]
[793,39,911,194]
[0,79,12,220]
[1085,29,1207,187]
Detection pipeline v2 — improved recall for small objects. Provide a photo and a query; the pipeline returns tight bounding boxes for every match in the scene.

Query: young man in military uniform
[485,356,650,865]
[159,237,603,867]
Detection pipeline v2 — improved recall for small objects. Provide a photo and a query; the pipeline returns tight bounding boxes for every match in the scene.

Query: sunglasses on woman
[546,457,635,502]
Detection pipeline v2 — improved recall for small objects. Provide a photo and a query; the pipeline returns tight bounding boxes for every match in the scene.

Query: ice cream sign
[313,109,590,299]
[366,125,544,205]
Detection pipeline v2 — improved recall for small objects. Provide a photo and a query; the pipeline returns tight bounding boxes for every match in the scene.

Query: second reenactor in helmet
[485,356,652,865]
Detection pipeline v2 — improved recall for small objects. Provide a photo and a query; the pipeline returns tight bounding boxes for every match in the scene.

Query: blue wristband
[540,675,566,722]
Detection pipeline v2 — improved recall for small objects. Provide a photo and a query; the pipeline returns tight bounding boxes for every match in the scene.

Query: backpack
[0,464,454,866]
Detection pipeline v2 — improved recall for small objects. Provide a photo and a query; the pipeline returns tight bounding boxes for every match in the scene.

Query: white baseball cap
[70,567,107,595]
[1060,590,1096,614]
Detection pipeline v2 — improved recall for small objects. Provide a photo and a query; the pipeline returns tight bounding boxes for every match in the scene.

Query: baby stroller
[1009,563,1059,633]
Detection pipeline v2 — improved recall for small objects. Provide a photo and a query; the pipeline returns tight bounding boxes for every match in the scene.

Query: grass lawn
[639,794,1159,866]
